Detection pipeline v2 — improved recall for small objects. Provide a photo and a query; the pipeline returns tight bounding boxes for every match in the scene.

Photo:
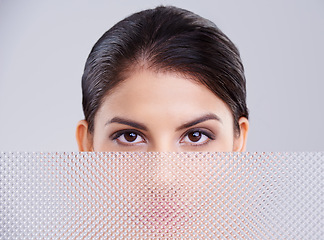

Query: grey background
[0,0,323,151]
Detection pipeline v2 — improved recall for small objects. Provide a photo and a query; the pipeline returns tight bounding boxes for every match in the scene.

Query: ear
[76,120,93,151]
[233,117,249,152]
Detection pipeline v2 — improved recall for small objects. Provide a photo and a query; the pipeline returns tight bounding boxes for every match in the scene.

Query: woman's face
[77,69,248,152]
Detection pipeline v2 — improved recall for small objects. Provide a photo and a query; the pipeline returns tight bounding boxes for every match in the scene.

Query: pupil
[189,131,201,142]
[125,132,137,142]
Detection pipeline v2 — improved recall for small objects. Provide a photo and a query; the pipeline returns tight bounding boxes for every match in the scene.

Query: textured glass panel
[0,152,323,239]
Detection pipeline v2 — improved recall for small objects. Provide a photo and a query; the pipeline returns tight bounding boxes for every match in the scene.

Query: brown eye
[180,129,215,146]
[188,131,202,142]
[112,130,146,145]
[124,132,137,142]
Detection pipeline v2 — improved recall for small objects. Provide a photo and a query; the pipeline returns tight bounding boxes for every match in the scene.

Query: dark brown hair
[82,6,249,134]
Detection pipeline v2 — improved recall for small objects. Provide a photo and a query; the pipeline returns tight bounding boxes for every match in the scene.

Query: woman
[76,6,249,152]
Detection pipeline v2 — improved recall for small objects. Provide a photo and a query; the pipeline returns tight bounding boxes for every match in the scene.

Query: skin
[76,69,249,152]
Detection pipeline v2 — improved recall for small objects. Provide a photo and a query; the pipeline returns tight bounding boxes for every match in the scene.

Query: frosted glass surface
[0,152,323,239]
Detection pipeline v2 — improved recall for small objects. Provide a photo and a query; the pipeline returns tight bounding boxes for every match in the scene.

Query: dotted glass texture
[0,152,323,239]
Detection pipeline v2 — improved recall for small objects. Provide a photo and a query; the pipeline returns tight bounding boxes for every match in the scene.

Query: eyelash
[110,128,216,146]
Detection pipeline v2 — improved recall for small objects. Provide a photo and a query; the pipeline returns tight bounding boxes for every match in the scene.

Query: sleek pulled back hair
[82,6,249,134]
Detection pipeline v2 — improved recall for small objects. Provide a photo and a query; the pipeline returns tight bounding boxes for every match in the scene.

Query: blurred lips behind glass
[131,153,206,228]
[92,152,224,233]
[135,153,183,225]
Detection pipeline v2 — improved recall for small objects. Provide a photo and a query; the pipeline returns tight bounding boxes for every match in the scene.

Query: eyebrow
[176,113,222,131]
[105,113,221,131]
[105,117,148,131]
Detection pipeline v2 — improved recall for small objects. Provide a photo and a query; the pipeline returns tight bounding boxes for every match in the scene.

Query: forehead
[96,69,234,127]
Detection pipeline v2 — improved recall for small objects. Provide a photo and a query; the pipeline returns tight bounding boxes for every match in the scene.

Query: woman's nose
[145,137,179,183]
[150,153,177,185]
[147,138,178,152]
